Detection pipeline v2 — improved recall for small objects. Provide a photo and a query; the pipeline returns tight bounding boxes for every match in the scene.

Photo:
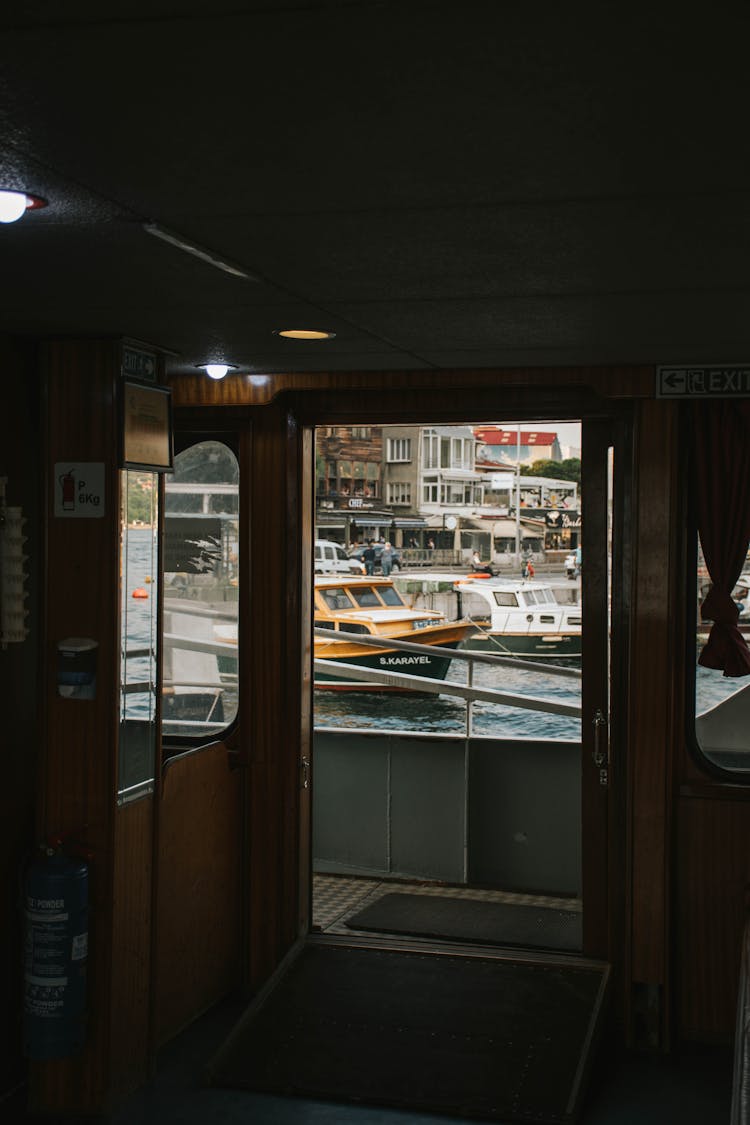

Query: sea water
[123,530,744,738]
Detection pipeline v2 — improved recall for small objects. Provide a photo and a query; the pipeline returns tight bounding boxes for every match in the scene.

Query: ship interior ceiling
[2,4,750,1124]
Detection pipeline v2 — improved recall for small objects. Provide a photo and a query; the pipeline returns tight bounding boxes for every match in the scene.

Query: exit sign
[121,344,158,382]
[656,365,750,398]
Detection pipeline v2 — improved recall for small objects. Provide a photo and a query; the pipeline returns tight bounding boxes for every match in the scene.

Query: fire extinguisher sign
[53,463,105,518]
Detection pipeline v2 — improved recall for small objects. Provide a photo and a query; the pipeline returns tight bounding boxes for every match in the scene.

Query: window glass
[162,441,239,740]
[322,588,355,610]
[694,541,750,774]
[374,585,405,606]
[119,470,158,800]
[494,592,519,607]
[351,587,381,607]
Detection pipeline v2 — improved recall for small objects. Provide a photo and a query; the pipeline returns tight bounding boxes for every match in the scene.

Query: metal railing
[314,625,581,729]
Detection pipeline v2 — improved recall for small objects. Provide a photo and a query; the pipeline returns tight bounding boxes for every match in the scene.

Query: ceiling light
[196,363,237,380]
[0,190,47,224]
[274,328,336,340]
[143,222,257,280]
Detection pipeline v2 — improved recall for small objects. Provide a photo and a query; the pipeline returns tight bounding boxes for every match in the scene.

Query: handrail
[313,657,580,717]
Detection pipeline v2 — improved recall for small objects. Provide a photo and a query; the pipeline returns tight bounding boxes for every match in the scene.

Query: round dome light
[196,363,237,380]
[0,190,47,224]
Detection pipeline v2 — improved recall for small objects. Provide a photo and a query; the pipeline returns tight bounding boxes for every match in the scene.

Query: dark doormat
[345,892,582,952]
[208,942,609,1123]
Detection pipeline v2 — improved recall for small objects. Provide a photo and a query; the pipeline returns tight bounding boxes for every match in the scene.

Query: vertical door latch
[300,756,310,790]
[592,708,609,787]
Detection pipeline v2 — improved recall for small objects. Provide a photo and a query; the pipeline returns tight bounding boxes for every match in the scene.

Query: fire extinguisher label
[25,981,67,1017]
[53,462,105,518]
[71,933,87,961]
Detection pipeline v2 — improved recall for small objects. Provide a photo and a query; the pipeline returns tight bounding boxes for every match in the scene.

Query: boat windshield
[350,585,405,608]
[350,586,382,607]
[373,585,405,607]
[320,587,357,611]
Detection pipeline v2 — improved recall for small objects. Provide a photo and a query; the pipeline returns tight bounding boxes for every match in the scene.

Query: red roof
[474,428,558,446]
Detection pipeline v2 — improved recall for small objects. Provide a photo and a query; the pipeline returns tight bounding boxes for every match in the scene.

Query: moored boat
[313,574,476,690]
[454,575,582,661]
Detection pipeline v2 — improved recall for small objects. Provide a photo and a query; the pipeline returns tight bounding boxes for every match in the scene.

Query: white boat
[696,680,750,769]
[453,575,582,661]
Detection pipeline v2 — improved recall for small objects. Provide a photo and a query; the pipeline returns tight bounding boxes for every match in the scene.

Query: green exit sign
[121,345,158,382]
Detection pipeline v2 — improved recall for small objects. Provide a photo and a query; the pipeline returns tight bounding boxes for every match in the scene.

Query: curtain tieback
[702,588,740,625]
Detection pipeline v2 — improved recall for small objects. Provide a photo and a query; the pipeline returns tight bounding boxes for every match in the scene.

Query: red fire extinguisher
[23,836,90,1059]
[58,469,75,511]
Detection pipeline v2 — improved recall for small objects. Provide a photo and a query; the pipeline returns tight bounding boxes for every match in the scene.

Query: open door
[210,410,621,1125]
[580,418,616,959]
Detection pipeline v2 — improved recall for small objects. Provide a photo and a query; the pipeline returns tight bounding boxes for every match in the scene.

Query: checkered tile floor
[312,872,581,934]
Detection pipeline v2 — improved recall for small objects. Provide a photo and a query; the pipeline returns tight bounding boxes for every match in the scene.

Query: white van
[314,539,364,575]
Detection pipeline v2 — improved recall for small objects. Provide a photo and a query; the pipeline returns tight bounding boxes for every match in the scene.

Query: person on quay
[381,541,394,577]
[363,540,377,576]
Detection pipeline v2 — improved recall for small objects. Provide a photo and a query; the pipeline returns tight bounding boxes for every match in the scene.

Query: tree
[520,457,581,483]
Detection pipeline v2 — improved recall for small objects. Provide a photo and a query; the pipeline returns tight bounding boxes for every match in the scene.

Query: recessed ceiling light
[0,190,47,224]
[196,363,238,380]
[273,328,336,340]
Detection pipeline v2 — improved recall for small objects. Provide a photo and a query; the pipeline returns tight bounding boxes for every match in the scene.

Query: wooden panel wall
[110,797,153,1096]
[676,795,750,1040]
[154,744,242,1045]
[245,405,305,989]
[628,399,678,1000]
[30,341,122,1113]
[0,339,42,1101]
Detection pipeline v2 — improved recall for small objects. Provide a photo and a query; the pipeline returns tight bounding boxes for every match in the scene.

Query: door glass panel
[119,469,158,801]
[162,440,239,742]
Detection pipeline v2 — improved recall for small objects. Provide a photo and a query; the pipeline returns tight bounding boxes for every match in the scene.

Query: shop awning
[391,518,427,529]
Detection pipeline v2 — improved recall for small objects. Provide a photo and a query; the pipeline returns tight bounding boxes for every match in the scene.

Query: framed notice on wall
[120,381,173,471]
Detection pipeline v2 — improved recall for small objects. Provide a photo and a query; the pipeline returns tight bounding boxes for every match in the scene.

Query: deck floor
[313,872,581,947]
[103,992,733,1125]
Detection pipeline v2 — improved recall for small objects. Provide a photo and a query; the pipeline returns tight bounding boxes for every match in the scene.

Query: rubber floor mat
[345,892,582,952]
[208,942,609,1123]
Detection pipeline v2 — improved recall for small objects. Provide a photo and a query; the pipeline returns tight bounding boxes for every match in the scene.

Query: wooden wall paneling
[676,796,750,1040]
[627,398,678,1039]
[30,340,121,1113]
[109,798,153,1097]
[0,339,41,1101]
[245,402,303,989]
[154,744,242,1045]
[169,366,654,409]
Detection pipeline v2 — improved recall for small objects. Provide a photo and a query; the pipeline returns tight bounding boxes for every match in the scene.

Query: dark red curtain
[694,400,750,676]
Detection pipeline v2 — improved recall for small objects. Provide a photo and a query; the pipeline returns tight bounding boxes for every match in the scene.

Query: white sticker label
[71,933,88,961]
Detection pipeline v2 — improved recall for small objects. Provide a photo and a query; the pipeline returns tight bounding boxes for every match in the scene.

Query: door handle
[592,709,608,766]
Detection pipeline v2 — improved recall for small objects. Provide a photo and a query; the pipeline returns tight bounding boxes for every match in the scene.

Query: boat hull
[314,623,474,691]
[463,630,581,661]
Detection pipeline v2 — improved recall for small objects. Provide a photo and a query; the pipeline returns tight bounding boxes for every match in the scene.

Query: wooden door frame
[292,387,634,968]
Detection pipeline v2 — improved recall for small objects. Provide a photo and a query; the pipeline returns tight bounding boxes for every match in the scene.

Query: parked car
[348,543,402,573]
[315,539,365,575]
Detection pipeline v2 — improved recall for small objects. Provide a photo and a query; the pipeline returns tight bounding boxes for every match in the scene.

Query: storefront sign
[657,366,750,398]
[546,510,581,529]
